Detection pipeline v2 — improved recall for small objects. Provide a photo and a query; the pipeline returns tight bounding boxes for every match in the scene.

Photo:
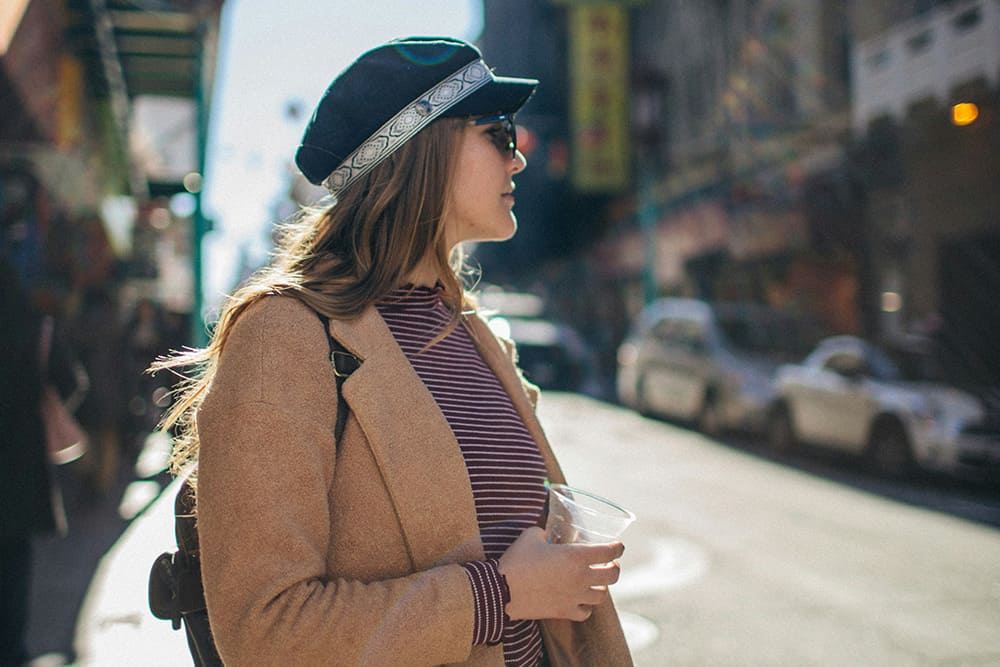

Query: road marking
[614,537,709,600]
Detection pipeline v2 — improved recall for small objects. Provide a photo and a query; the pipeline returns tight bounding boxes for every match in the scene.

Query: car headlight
[617,343,639,367]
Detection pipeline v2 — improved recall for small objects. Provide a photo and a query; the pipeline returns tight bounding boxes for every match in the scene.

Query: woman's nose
[511,149,527,174]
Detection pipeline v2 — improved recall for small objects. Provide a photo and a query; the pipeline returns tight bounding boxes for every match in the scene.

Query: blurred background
[6,0,999,402]
[2,0,1000,665]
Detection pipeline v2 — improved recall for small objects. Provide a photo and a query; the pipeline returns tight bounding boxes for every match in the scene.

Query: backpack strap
[173,310,359,548]
[152,309,362,654]
[315,312,361,443]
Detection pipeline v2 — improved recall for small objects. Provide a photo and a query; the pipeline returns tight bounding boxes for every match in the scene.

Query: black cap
[295,36,538,192]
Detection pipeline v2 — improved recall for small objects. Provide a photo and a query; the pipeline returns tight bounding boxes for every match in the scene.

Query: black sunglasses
[472,114,517,159]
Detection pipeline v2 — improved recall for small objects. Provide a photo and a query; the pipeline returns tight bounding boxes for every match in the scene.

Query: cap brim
[443,75,538,117]
[296,143,344,185]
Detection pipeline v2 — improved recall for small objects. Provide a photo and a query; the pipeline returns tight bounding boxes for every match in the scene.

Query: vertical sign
[57,54,84,150]
[569,4,630,192]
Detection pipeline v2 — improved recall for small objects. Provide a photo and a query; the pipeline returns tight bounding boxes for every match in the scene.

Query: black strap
[316,312,361,443]
[153,310,362,647]
[174,311,359,548]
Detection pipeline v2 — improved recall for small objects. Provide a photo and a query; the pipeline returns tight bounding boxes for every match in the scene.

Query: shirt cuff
[461,559,509,646]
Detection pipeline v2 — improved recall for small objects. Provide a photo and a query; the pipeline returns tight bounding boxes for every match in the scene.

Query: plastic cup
[545,484,636,545]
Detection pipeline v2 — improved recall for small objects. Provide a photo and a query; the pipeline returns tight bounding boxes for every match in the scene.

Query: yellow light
[951,102,979,126]
[881,291,902,313]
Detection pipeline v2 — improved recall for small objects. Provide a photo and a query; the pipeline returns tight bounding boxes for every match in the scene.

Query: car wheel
[867,421,914,478]
[697,391,723,437]
[766,404,796,455]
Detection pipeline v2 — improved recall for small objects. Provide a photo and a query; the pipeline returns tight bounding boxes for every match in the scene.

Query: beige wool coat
[195,295,634,666]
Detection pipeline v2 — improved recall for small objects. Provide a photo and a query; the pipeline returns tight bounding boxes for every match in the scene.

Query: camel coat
[196,295,633,666]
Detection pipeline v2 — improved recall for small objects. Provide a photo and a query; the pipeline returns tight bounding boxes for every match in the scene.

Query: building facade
[477,0,999,390]
[1,0,224,343]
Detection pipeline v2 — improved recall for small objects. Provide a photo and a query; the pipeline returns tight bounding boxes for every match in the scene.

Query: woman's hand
[498,526,624,622]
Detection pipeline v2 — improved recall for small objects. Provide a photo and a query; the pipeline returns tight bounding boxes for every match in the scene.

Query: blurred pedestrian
[73,287,125,497]
[154,37,632,666]
[0,258,87,667]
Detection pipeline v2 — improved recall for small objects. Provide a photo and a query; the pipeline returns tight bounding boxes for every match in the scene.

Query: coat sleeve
[195,297,476,667]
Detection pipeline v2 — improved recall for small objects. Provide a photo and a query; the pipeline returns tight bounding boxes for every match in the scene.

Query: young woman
[155,37,632,666]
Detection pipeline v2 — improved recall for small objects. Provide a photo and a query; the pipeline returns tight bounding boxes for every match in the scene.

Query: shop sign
[568,4,630,192]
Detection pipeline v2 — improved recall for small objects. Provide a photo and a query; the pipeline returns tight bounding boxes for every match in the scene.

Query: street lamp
[951,102,979,126]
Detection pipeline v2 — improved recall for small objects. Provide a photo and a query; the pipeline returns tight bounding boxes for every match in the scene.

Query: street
[537,393,1000,666]
[71,392,1000,666]
[8,2,1000,666]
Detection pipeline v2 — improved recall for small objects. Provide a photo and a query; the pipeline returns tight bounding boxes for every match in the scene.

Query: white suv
[616,298,819,435]
[769,336,999,478]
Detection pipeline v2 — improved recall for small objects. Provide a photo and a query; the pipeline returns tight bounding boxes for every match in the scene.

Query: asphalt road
[62,392,1000,665]
[537,393,1000,666]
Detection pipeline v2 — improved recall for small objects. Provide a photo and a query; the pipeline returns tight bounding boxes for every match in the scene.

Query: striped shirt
[376,285,547,667]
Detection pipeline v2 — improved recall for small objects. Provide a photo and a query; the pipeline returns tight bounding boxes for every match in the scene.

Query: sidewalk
[73,474,190,666]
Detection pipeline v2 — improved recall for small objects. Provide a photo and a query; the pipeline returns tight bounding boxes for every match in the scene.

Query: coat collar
[325,304,565,571]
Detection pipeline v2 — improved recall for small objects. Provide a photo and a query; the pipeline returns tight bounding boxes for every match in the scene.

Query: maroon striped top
[376,285,547,667]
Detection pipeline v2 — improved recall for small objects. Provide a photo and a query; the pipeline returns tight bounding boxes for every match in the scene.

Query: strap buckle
[331,350,361,377]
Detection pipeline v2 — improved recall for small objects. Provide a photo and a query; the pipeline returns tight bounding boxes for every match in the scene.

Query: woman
[155,37,632,666]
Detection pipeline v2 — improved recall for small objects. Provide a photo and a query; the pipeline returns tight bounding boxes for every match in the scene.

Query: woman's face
[443,118,527,249]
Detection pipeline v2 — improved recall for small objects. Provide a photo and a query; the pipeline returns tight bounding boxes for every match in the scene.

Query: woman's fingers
[499,527,627,621]
[571,541,624,566]
[589,560,621,586]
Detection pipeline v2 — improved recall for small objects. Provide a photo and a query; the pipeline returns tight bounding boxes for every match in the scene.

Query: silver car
[768,336,1000,478]
[616,298,818,435]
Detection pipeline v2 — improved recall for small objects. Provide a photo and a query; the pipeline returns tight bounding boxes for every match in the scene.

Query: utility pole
[190,16,210,347]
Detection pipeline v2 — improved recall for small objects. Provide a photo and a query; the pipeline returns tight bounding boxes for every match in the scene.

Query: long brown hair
[153,117,471,476]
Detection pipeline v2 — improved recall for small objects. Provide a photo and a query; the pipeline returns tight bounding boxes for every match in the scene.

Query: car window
[677,318,706,350]
[649,317,705,350]
[823,351,866,376]
[650,318,676,342]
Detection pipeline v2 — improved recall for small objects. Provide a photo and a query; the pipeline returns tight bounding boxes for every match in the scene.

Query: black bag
[148,321,359,666]
[148,480,221,666]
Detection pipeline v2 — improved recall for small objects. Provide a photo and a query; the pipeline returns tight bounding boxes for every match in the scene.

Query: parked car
[768,335,1000,478]
[489,316,602,396]
[616,298,820,434]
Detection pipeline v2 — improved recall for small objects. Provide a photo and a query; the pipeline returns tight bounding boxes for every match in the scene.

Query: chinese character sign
[569,5,630,192]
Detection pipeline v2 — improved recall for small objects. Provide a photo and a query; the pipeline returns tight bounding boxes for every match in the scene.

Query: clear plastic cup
[545,484,636,545]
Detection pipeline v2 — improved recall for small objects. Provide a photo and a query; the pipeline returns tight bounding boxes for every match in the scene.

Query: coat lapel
[327,307,483,570]
[325,306,569,573]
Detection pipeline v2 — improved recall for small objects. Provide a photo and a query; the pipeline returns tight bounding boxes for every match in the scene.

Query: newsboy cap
[295,36,538,196]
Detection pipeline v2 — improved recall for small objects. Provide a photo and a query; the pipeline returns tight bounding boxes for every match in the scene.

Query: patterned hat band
[321,58,491,196]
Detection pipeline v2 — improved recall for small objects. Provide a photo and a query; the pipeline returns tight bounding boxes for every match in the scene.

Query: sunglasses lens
[475,115,518,158]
